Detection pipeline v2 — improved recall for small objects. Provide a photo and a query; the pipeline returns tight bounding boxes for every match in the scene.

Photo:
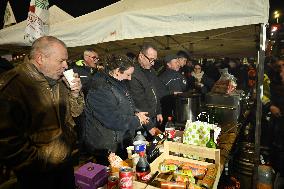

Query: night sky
[0,0,283,28]
[0,0,119,28]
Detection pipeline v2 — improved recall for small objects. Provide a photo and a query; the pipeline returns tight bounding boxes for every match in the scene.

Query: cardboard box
[75,162,108,189]
[147,141,221,189]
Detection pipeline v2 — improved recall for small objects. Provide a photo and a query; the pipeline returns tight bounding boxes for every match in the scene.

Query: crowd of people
[0,35,284,189]
[261,56,284,188]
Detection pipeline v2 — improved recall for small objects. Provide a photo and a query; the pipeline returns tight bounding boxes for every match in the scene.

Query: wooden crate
[149,141,221,189]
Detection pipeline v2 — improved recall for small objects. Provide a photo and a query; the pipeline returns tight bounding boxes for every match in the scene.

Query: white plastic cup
[63,69,75,86]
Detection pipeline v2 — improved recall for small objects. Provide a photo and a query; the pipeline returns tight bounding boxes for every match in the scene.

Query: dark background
[0,0,119,28]
[0,0,283,28]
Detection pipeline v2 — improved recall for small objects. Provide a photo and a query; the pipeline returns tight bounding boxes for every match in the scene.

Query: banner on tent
[3,1,17,28]
[24,0,49,43]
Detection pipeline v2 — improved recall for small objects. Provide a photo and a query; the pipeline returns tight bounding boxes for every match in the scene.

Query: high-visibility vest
[75,60,85,66]
[262,74,271,105]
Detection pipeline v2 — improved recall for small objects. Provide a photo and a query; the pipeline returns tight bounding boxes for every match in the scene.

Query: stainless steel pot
[205,92,241,125]
[174,92,201,123]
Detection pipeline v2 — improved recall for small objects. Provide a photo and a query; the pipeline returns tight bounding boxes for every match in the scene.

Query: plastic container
[133,131,147,154]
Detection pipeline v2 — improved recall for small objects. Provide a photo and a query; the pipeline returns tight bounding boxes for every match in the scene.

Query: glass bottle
[164,116,176,141]
[206,129,217,149]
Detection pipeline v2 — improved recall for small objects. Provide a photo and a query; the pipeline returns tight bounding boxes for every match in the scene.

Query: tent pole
[253,23,266,189]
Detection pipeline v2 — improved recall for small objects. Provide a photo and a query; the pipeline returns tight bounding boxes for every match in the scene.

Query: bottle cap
[139,151,145,157]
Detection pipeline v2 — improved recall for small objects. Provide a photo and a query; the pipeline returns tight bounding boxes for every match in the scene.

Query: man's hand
[149,127,162,136]
[63,73,82,97]
[157,114,163,123]
[270,105,282,117]
[136,112,149,125]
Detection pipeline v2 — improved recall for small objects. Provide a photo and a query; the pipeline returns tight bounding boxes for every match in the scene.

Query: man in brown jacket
[0,36,84,189]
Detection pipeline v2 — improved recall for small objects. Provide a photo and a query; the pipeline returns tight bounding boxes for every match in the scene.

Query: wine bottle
[206,129,217,149]
[164,116,176,141]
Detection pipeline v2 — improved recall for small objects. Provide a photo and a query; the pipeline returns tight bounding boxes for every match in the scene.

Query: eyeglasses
[142,53,156,64]
[88,55,99,61]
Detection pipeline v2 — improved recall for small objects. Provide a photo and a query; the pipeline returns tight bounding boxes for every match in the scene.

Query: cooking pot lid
[176,90,201,98]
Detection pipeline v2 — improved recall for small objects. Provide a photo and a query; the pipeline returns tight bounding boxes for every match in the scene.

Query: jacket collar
[135,63,154,74]
[18,58,61,86]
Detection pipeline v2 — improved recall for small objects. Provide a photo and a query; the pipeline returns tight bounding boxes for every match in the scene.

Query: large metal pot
[205,92,241,125]
[174,92,201,123]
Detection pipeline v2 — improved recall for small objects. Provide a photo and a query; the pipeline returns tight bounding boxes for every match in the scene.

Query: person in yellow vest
[72,49,99,95]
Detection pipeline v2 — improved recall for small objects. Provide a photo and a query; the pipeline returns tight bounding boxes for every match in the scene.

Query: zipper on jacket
[151,88,158,114]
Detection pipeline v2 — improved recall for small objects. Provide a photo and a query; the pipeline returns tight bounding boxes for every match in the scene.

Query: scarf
[191,71,204,82]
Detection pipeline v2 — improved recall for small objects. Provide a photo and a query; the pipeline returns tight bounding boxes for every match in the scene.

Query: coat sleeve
[86,88,140,131]
[0,97,38,170]
[69,91,85,117]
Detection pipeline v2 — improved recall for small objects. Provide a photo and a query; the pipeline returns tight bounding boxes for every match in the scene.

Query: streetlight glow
[273,10,280,23]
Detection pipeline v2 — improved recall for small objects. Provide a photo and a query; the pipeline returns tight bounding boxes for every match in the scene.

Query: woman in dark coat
[188,63,214,94]
[83,55,149,165]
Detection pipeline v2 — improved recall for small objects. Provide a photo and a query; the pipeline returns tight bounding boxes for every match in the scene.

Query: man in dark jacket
[127,44,163,136]
[71,49,99,95]
[71,49,99,150]
[0,36,84,189]
[160,54,188,94]
[159,54,188,121]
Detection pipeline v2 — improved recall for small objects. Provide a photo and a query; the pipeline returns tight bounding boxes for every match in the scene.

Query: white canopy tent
[0,0,269,57]
[55,0,269,58]
[0,5,73,54]
[51,0,268,44]
[0,0,269,186]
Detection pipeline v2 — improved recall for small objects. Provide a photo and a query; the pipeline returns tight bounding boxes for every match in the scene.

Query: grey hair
[83,48,96,54]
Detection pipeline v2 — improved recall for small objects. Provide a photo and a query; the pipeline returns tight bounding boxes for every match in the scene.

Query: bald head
[29,36,67,60]
[29,36,68,80]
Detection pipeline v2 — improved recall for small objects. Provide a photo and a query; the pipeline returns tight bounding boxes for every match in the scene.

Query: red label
[165,128,176,139]
[119,176,133,189]
[136,172,151,181]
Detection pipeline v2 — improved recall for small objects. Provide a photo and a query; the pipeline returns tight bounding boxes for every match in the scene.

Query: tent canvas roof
[68,24,260,58]
[0,0,269,58]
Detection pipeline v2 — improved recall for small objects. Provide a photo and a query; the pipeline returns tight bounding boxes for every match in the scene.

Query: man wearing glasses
[72,49,99,95]
[127,44,163,137]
